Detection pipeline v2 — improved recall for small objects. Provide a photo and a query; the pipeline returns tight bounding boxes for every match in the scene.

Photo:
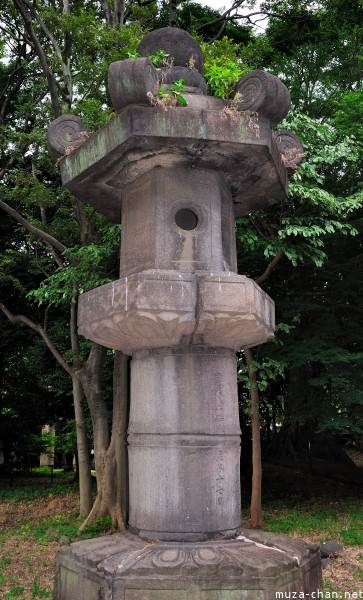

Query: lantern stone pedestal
[54,531,321,600]
[49,27,320,600]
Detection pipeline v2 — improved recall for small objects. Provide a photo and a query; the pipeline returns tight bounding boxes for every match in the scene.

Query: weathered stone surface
[108,58,158,112]
[54,531,322,600]
[178,94,226,111]
[234,70,291,126]
[196,272,275,349]
[78,271,196,354]
[274,130,305,175]
[321,558,334,568]
[137,27,204,74]
[57,104,287,223]
[47,115,88,162]
[77,270,275,354]
[320,541,344,558]
[129,347,241,541]
[119,167,236,276]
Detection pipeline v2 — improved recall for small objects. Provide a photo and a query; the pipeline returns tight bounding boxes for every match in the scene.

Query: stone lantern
[49,27,319,600]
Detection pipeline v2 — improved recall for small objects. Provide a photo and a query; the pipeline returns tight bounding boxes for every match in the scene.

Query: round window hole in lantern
[175,208,198,231]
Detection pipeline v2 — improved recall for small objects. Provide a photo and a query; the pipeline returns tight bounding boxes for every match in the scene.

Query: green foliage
[78,98,116,131]
[180,1,253,44]
[201,37,250,97]
[31,579,52,598]
[27,225,121,306]
[236,103,362,438]
[157,79,188,106]
[332,91,363,145]
[0,479,99,598]
[147,49,169,67]
[261,0,363,118]
[3,586,26,599]
[238,356,286,393]
[26,432,58,460]
[129,51,189,105]
[13,505,113,545]
[237,112,362,272]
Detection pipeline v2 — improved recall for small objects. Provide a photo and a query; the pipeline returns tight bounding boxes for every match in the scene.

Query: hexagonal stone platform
[57,99,287,223]
[54,531,322,600]
[77,270,274,354]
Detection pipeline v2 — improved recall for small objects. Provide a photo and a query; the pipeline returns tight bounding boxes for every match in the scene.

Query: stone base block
[54,530,322,600]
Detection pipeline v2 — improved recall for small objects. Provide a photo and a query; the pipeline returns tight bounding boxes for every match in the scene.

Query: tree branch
[0,156,18,180]
[255,250,284,286]
[23,0,63,62]
[0,197,68,254]
[208,20,227,43]
[197,9,281,31]
[0,48,28,121]
[113,0,125,27]
[22,0,73,107]
[0,303,74,377]
[12,0,61,118]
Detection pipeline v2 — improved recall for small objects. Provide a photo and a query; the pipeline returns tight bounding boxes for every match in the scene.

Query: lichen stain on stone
[153,110,176,139]
[178,233,195,272]
[197,120,207,140]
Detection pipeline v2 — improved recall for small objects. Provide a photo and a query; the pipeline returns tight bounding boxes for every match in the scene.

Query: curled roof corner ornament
[233,70,291,127]
[108,57,159,113]
[274,130,305,176]
[47,115,88,163]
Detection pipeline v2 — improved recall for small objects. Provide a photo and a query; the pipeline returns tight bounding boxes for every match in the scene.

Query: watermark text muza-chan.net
[276,592,363,599]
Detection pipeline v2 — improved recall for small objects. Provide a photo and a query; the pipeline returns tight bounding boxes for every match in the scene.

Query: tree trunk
[72,374,93,516]
[113,351,130,522]
[169,0,177,27]
[113,0,125,27]
[244,348,265,528]
[79,350,129,531]
[70,300,93,516]
[79,343,109,486]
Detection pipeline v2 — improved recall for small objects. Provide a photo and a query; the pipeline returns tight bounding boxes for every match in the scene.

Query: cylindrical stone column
[128,346,242,541]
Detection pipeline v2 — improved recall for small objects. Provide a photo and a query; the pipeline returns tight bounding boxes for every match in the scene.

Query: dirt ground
[0,491,78,598]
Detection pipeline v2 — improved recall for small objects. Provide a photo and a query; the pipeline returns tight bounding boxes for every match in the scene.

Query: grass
[0,455,362,599]
[262,497,362,545]
[240,495,363,597]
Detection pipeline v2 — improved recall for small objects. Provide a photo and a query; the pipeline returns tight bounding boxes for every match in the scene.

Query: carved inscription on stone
[216,449,225,505]
[215,373,225,434]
